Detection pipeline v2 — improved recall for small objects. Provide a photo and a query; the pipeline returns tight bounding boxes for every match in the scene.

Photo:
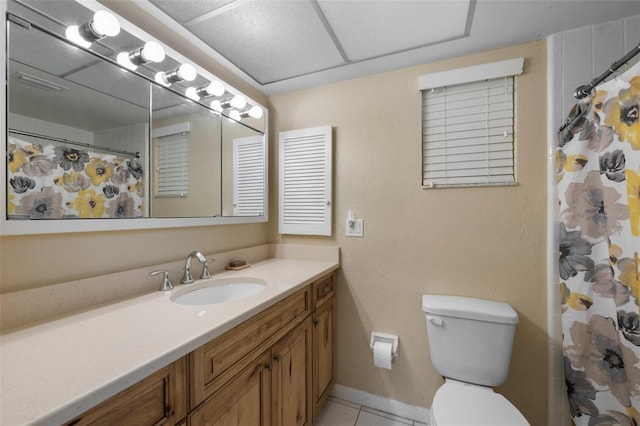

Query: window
[279,125,332,236]
[153,123,190,197]
[419,58,523,187]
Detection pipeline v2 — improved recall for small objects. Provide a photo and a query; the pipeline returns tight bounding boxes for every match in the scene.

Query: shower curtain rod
[574,41,640,99]
[8,129,141,158]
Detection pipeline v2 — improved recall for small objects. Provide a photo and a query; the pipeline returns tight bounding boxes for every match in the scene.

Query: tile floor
[315,396,428,426]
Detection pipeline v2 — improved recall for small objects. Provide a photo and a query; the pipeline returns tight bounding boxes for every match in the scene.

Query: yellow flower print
[73,189,106,218]
[603,82,640,149]
[627,169,640,236]
[7,193,15,214]
[564,154,589,172]
[593,89,607,113]
[85,158,113,186]
[8,145,28,173]
[618,253,639,302]
[128,181,144,197]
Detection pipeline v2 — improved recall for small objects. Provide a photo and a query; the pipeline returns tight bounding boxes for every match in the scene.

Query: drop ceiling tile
[149,0,235,25]
[318,0,472,61]
[187,0,345,84]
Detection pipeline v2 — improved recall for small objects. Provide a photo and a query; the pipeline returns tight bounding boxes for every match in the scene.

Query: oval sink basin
[170,277,267,305]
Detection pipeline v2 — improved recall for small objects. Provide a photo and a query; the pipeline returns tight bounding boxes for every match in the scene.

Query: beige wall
[268,40,548,424]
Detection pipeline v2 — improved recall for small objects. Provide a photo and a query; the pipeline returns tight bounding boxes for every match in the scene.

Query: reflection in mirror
[4,0,268,233]
[7,18,150,219]
[151,86,222,218]
[222,118,265,217]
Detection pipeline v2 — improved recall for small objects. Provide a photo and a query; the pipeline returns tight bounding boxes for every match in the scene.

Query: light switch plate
[346,218,364,237]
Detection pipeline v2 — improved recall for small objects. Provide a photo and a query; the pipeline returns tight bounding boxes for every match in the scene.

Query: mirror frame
[1,0,268,235]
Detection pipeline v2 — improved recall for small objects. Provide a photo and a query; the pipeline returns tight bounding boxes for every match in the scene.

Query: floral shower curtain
[7,136,144,219]
[558,61,640,425]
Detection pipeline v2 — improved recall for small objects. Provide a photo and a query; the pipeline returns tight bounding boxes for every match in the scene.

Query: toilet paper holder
[370,332,399,358]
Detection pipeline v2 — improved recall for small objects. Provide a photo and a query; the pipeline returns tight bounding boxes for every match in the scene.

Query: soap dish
[225,264,251,271]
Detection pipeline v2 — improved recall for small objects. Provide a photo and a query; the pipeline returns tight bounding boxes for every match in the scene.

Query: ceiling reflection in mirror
[5,0,267,225]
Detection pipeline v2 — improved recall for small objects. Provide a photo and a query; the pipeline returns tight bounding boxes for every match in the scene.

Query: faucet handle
[200,259,215,280]
[149,270,174,291]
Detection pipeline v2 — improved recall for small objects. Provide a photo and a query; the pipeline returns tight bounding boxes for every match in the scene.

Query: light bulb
[91,11,120,37]
[65,26,91,48]
[177,64,197,82]
[154,72,170,87]
[185,87,199,101]
[116,52,137,70]
[205,81,225,97]
[210,100,223,112]
[140,41,165,63]
[230,95,246,109]
[229,110,242,121]
[248,106,263,119]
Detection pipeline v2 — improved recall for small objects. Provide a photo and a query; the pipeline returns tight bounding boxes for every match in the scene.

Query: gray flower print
[53,147,89,172]
[559,223,595,280]
[9,176,36,194]
[599,150,626,182]
[618,311,640,346]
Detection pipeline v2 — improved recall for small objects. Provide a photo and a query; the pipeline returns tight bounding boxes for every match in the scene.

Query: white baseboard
[331,384,430,424]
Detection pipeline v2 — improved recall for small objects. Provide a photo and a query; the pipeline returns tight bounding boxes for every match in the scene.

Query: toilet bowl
[429,379,529,426]
[422,295,529,426]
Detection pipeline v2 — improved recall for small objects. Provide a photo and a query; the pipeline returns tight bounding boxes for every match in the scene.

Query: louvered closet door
[279,126,332,236]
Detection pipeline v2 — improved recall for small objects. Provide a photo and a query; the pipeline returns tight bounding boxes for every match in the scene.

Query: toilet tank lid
[422,295,519,324]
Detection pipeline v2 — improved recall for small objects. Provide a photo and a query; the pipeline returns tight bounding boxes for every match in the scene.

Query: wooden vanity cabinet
[64,356,188,426]
[311,272,336,419]
[67,271,336,426]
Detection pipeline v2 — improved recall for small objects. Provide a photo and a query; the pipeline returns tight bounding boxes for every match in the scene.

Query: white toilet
[422,295,530,426]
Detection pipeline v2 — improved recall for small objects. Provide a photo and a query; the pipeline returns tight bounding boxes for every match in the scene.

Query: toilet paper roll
[373,341,393,370]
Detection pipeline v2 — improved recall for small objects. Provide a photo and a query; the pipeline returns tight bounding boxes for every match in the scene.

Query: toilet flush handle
[427,315,444,326]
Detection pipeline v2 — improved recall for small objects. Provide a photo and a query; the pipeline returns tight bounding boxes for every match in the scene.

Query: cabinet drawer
[190,286,311,408]
[312,272,335,308]
[65,357,187,426]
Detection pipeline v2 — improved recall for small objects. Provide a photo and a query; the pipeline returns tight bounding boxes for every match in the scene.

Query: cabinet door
[271,316,312,426]
[65,357,187,426]
[312,297,336,419]
[189,351,272,426]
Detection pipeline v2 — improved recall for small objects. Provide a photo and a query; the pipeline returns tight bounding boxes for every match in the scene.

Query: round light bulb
[248,106,263,119]
[140,41,165,63]
[177,64,197,82]
[116,52,137,71]
[154,72,170,87]
[91,11,120,37]
[65,26,91,48]
[230,95,246,109]
[206,81,225,97]
[210,100,223,112]
[185,87,199,101]
[229,110,242,121]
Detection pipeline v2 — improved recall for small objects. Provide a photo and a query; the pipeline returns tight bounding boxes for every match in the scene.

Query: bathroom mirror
[3,0,267,233]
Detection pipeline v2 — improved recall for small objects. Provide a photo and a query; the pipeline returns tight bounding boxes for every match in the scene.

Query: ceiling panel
[318,0,472,61]
[149,0,234,25]
[184,0,346,84]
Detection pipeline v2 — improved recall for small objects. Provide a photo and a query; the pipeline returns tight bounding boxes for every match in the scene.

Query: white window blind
[233,135,265,216]
[153,123,190,197]
[420,58,523,188]
[279,125,332,236]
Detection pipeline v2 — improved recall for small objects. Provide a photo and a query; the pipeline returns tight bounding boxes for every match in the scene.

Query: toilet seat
[430,380,529,426]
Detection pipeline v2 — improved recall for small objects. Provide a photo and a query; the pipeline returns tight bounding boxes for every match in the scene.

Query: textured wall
[269,40,548,425]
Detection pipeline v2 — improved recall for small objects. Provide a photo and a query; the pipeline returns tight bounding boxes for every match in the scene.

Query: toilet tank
[422,295,519,387]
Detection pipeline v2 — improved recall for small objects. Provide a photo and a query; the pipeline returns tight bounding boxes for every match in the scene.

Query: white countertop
[0,257,339,426]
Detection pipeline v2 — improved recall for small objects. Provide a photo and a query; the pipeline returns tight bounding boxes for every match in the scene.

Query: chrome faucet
[181,251,207,284]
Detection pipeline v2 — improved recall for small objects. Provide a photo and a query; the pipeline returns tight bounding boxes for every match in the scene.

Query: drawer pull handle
[273,354,282,362]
